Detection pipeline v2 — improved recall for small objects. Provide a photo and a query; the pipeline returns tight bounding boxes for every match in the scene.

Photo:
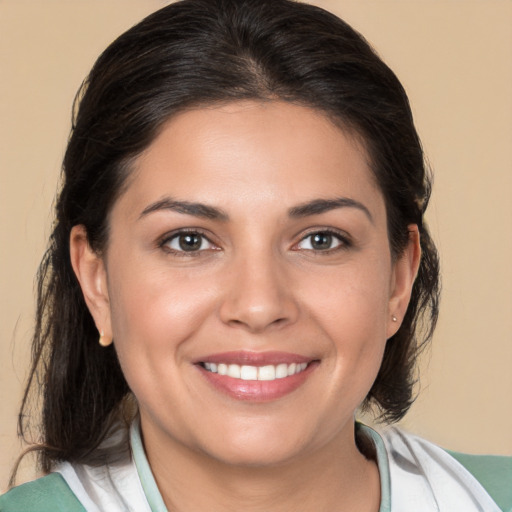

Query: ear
[70,225,112,342]
[386,225,421,339]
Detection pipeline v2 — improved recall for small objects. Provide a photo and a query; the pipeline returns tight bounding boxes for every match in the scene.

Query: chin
[205,440,304,468]
[191,419,320,469]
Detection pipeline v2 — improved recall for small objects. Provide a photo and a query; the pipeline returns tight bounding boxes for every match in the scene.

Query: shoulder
[447,450,512,512]
[0,473,86,512]
[381,427,512,512]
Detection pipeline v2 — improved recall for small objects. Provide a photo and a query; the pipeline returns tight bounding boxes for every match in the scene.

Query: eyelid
[157,227,352,255]
[292,228,352,252]
[158,228,219,255]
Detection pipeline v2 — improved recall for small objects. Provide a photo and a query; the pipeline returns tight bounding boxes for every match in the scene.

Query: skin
[71,100,420,511]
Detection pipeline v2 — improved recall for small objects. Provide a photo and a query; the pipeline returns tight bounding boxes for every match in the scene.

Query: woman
[1,0,510,510]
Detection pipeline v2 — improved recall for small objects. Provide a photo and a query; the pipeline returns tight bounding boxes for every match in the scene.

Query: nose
[219,251,299,333]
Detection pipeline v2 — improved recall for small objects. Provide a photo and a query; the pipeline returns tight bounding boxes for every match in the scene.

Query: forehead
[117,100,384,220]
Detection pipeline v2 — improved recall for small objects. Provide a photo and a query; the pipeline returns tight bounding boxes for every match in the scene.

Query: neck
[141,420,381,512]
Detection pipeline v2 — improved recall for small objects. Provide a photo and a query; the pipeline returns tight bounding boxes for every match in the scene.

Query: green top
[0,473,86,512]
[131,418,169,512]
[130,421,394,511]
[448,450,512,512]
[1,428,511,511]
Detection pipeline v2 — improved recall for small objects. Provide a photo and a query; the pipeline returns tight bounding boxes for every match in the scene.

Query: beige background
[1,0,511,489]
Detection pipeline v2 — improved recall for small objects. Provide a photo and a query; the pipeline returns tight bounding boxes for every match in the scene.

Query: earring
[392,315,398,322]
[99,330,113,347]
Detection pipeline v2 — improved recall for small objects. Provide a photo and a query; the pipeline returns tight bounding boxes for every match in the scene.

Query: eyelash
[294,229,352,254]
[158,228,352,257]
[158,229,218,257]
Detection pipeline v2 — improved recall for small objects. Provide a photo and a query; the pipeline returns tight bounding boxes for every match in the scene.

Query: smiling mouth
[197,353,318,401]
[201,362,309,381]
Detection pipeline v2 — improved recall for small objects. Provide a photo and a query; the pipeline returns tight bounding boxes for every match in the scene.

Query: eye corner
[158,229,220,256]
[293,228,352,254]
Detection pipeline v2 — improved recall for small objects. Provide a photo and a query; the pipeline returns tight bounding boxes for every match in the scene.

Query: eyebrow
[288,197,373,223]
[139,196,373,223]
[139,198,229,221]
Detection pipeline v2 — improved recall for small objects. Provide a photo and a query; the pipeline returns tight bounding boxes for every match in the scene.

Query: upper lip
[194,351,314,366]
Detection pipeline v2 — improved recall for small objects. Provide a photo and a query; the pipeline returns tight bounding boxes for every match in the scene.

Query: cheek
[106,266,221,427]
[300,257,391,380]
[107,263,218,364]
[303,257,391,334]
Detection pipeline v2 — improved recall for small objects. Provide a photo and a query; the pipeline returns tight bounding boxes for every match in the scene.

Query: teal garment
[357,423,392,512]
[1,424,511,511]
[448,450,512,512]
[131,419,169,512]
[131,421,393,512]
[0,423,393,512]
[0,473,85,512]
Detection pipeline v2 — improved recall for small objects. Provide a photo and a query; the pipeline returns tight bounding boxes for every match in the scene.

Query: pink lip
[194,350,312,366]
[194,351,319,402]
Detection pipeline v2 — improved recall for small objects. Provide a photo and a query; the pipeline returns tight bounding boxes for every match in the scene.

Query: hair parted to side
[18,0,440,477]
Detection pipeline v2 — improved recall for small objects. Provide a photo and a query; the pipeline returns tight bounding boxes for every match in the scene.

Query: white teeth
[258,365,276,381]
[202,361,310,381]
[275,363,288,379]
[227,364,241,378]
[240,365,258,380]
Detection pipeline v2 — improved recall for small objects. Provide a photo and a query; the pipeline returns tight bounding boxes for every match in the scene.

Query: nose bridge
[219,243,298,332]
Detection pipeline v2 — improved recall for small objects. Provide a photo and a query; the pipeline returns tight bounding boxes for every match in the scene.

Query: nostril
[219,272,300,332]
[226,315,290,333]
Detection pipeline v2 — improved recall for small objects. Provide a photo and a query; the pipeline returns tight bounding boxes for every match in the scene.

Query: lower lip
[197,362,318,402]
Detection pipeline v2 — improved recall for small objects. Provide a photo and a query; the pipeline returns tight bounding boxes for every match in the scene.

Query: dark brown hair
[19,0,440,477]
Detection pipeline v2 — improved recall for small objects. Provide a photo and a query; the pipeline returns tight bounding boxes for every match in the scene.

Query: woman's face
[77,101,417,467]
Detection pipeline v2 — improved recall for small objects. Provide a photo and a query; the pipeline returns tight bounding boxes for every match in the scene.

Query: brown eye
[163,231,215,253]
[310,233,333,250]
[178,233,202,251]
[296,231,347,252]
